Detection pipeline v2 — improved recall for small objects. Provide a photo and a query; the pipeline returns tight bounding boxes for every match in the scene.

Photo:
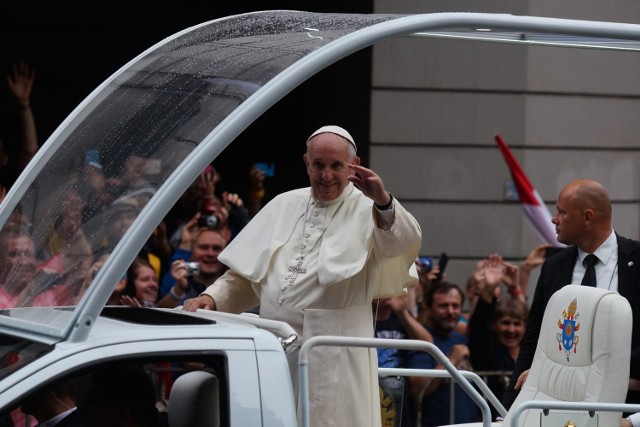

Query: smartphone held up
[434,252,448,282]
[255,162,275,177]
[415,252,448,282]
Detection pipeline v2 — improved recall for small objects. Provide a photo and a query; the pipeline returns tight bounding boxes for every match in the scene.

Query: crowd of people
[371,177,640,427]
[0,58,267,312]
[373,247,540,426]
[0,59,271,425]
[1,62,639,427]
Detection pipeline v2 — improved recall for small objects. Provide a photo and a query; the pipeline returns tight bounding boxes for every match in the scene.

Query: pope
[184,125,422,427]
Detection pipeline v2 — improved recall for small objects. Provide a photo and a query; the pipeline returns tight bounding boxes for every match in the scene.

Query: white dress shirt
[571,229,618,291]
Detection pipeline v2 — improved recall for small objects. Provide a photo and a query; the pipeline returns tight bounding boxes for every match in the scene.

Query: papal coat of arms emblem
[557,297,580,361]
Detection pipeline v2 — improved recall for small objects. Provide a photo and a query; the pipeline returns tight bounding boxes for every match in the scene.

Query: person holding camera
[183,125,421,427]
[414,256,445,320]
[167,165,251,249]
[156,214,229,308]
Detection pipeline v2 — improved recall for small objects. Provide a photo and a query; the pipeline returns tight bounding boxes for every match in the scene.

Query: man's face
[304,133,358,202]
[191,230,226,277]
[427,289,462,335]
[552,188,584,245]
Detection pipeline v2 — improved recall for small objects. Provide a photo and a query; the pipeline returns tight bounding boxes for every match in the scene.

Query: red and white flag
[495,134,563,247]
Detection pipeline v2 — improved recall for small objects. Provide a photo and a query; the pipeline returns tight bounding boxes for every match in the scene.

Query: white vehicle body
[1,10,640,426]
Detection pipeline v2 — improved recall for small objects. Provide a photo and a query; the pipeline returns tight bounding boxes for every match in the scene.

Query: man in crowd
[184,125,421,426]
[374,287,433,427]
[157,223,228,308]
[409,280,479,426]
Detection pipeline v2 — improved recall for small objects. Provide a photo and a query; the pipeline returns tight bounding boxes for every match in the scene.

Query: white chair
[168,370,220,427]
[445,284,632,427]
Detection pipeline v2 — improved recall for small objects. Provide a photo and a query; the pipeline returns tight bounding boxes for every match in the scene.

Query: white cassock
[202,183,421,427]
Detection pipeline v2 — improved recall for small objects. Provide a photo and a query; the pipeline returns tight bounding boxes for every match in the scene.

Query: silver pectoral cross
[287,260,307,286]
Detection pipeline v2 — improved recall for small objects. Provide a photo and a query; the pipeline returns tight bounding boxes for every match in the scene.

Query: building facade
[370,1,640,292]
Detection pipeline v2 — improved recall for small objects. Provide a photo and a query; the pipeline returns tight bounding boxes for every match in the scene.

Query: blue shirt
[159,248,191,298]
[413,325,480,426]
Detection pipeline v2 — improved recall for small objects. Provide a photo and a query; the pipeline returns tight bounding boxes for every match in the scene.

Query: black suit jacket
[502,233,640,409]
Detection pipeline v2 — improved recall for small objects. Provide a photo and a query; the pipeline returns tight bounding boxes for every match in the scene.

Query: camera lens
[198,214,219,229]
[185,262,200,276]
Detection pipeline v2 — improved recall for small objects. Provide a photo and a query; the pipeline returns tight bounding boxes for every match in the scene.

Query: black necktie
[581,254,598,287]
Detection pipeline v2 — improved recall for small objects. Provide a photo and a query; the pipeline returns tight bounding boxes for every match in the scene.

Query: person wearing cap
[184,125,421,427]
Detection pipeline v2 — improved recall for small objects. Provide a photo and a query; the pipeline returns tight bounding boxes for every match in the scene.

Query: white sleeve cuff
[375,204,394,230]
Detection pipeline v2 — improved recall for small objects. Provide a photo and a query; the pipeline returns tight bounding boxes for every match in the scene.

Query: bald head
[553,179,613,252]
[562,179,611,219]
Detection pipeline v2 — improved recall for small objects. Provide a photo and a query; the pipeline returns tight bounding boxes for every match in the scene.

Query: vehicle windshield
[0,11,398,338]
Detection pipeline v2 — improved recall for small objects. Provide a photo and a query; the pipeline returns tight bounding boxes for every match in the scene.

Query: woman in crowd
[121,257,159,308]
[467,253,528,420]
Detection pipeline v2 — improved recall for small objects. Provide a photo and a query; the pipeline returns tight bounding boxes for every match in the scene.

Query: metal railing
[378,368,509,425]
[299,336,640,427]
[298,336,494,427]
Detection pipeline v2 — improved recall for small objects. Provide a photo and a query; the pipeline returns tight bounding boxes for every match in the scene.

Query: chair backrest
[168,370,220,427]
[503,284,632,427]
